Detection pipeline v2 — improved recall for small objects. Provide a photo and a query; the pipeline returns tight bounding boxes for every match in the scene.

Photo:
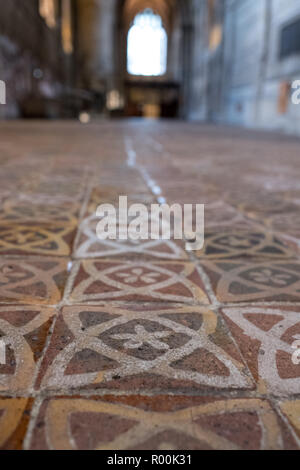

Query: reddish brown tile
[200,259,300,303]
[0,258,68,305]
[29,396,298,450]
[0,398,33,450]
[36,304,252,392]
[0,224,77,256]
[66,260,209,304]
[222,306,300,395]
[0,306,56,393]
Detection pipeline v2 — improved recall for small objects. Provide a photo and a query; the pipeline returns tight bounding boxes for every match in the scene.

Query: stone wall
[193,0,300,135]
[0,0,74,118]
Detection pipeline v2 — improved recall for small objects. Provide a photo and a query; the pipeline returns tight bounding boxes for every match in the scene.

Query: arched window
[127,9,167,76]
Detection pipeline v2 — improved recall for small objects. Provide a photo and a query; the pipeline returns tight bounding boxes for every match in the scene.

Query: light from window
[39,0,56,28]
[62,0,73,54]
[127,9,167,76]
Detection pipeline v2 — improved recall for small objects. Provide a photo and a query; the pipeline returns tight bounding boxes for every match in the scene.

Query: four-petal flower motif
[111,325,171,350]
[116,268,161,285]
[220,235,253,248]
[248,268,293,286]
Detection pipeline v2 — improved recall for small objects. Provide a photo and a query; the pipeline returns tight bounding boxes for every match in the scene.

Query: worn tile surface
[0,224,77,256]
[74,214,188,260]
[200,259,300,303]
[0,398,33,450]
[0,258,67,305]
[36,304,252,392]
[0,199,80,225]
[66,260,209,304]
[1,121,300,449]
[198,231,293,259]
[221,307,300,395]
[279,400,300,439]
[28,396,298,450]
[0,306,55,393]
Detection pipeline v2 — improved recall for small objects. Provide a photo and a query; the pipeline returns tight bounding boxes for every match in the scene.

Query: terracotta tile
[163,185,219,205]
[74,215,188,260]
[0,306,56,392]
[24,177,87,203]
[0,258,68,305]
[264,212,300,239]
[238,198,299,220]
[281,189,300,205]
[66,260,209,304]
[279,400,300,439]
[221,306,300,395]
[204,201,257,231]
[197,231,294,259]
[36,304,252,392]
[200,259,300,303]
[262,212,300,253]
[0,199,80,226]
[0,397,33,450]
[0,224,77,256]
[87,187,155,214]
[29,396,298,450]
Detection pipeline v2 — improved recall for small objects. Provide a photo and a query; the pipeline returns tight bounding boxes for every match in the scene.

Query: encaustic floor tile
[0,306,56,393]
[0,198,80,226]
[28,396,298,450]
[221,307,300,396]
[279,400,300,440]
[0,398,33,450]
[197,231,294,259]
[200,259,300,303]
[65,260,210,304]
[0,224,77,257]
[74,215,188,260]
[36,304,253,392]
[0,258,68,305]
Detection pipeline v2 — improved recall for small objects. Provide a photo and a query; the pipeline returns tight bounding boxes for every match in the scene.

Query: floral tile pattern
[200,259,300,303]
[0,199,80,226]
[36,305,253,392]
[222,307,300,395]
[0,307,55,392]
[74,215,187,260]
[0,224,77,256]
[28,396,298,450]
[198,231,293,259]
[66,260,209,304]
[0,258,68,305]
[2,121,300,449]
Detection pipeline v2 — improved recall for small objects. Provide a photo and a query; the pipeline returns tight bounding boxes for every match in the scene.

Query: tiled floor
[0,120,299,450]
